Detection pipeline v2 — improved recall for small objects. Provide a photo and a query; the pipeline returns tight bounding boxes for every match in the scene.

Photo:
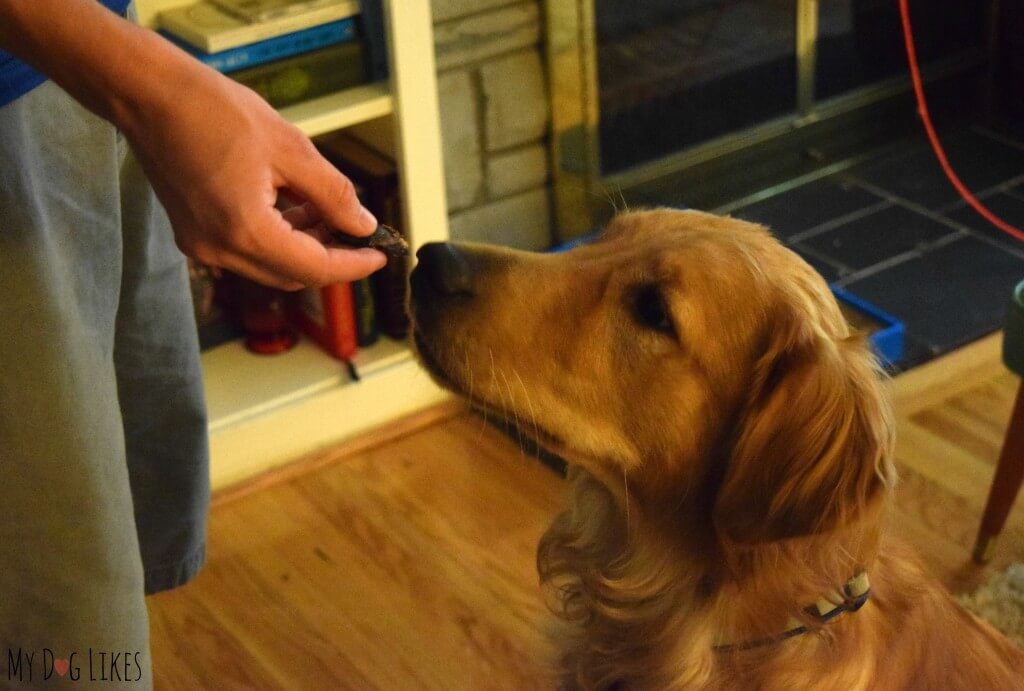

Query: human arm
[0,0,385,289]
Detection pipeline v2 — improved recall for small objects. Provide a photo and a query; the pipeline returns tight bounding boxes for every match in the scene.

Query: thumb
[279,141,378,237]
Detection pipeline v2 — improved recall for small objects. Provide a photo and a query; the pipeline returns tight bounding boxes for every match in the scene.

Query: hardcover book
[289,283,358,360]
[358,0,389,80]
[351,278,379,347]
[230,41,366,108]
[210,0,354,23]
[158,18,355,73]
[159,0,358,53]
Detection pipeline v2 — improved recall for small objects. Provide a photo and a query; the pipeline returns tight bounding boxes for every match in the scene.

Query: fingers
[186,205,384,289]
[298,221,333,245]
[277,208,383,282]
[281,201,322,229]
[277,136,377,237]
[219,238,385,290]
[318,246,390,283]
[252,218,388,287]
[215,252,305,292]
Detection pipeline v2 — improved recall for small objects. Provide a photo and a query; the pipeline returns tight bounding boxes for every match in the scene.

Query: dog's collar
[712,572,871,652]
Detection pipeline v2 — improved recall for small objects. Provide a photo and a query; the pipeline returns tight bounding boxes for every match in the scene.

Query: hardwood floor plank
[894,421,996,498]
[147,586,282,690]
[150,411,561,690]
[889,333,1004,415]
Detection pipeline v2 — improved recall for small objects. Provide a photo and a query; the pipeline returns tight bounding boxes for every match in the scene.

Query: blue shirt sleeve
[0,0,132,108]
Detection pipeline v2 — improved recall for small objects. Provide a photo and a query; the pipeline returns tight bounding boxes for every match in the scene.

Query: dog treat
[330,224,409,258]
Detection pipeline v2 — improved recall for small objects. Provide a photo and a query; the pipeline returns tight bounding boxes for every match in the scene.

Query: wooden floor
[147,333,1024,690]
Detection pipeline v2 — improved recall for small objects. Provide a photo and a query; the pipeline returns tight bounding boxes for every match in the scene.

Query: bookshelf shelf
[135,0,451,489]
[280,82,393,137]
[202,337,444,489]
[203,335,405,432]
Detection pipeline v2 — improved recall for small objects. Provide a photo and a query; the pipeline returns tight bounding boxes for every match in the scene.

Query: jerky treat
[330,224,409,258]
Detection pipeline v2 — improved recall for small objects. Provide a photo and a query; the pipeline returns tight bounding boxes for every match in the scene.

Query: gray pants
[0,79,209,689]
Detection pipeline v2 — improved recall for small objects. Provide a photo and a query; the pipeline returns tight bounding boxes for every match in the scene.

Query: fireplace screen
[547,0,989,238]
[597,0,799,173]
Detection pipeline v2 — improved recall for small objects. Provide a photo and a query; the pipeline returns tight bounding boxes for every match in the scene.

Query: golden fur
[408,208,1024,690]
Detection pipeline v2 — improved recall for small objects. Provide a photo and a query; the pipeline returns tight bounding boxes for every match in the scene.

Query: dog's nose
[415,242,474,296]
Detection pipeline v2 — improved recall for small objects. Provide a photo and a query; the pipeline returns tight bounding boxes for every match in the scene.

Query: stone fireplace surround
[431,0,553,251]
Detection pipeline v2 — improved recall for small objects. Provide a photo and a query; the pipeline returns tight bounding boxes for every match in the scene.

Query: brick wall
[432,1,552,250]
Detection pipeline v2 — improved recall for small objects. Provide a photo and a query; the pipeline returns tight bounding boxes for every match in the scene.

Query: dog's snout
[415,242,475,296]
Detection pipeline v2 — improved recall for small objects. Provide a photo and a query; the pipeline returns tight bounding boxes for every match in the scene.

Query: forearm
[0,0,198,137]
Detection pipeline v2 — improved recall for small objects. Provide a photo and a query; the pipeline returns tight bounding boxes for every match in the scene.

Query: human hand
[0,1,385,290]
[119,53,386,290]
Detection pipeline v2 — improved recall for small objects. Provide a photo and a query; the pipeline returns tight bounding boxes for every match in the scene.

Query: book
[210,0,352,23]
[358,0,389,81]
[289,283,358,360]
[159,0,358,54]
[351,278,379,347]
[315,132,409,339]
[230,41,366,108]
[158,18,355,74]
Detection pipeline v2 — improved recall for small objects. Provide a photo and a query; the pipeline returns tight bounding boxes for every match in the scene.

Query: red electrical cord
[899,0,1024,240]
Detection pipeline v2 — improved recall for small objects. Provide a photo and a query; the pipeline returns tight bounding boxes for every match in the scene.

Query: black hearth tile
[983,121,1024,148]
[884,335,937,375]
[730,177,884,240]
[841,236,1024,355]
[790,245,843,283]
[798,205,956,271]
[843,130,1024,210]
[945,193,1024,255]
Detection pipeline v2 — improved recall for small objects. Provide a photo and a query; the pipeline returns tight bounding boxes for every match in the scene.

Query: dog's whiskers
[615,185,629,214]
[461,344,487,437]
[569,180,630,217]
[463,345,475,404]
[498,368,528,460]
[487,347,514,443]
[603,185,621,214]
[459,342,492,442]
[598,184,622,216]
[513,368,542,461]
[488,348,503,411]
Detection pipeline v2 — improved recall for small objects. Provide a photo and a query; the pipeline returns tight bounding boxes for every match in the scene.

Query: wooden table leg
[974,380,1024,563]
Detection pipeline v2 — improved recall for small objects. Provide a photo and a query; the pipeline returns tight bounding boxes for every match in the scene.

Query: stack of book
[158,0,387,108]
[289,132,408,363]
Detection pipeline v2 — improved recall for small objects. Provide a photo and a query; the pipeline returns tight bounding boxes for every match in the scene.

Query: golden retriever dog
[407,208,1024,690]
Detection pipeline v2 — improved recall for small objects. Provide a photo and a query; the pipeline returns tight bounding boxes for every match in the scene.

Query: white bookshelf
[280,82,392,136]
[135,1,450,489]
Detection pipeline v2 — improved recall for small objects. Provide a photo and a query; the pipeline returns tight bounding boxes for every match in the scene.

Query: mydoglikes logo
[6,648,143,683]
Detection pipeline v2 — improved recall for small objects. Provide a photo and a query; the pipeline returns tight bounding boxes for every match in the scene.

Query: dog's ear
[712,307,895,545]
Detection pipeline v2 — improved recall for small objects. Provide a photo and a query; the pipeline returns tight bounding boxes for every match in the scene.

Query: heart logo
[53,658,69,677]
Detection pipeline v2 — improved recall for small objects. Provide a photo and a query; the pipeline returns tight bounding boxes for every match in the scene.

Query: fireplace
[547,0,993,239]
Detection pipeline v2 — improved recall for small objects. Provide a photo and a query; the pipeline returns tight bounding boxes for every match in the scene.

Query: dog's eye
[632,285,676,337]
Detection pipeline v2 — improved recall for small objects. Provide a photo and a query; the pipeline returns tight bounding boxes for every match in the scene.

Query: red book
[288,283,358,360]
